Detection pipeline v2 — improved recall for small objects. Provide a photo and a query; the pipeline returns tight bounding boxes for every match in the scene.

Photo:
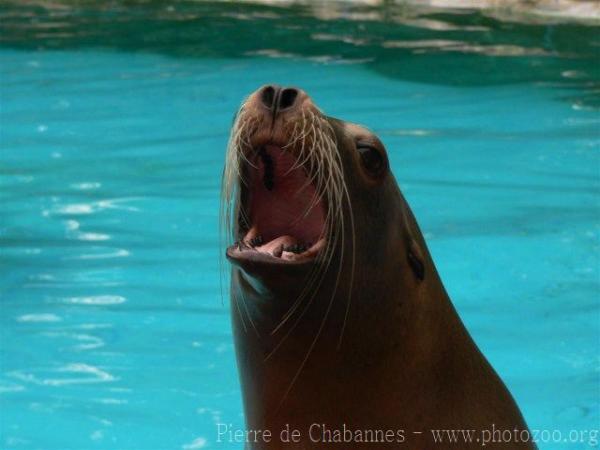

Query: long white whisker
[221,103,356,396]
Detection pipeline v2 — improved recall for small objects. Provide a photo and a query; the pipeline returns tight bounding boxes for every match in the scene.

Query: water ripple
[63,295,126,306]
[16,313,62,323]
[9,363,117,387]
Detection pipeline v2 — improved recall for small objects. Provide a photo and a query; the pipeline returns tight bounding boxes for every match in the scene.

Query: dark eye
[357,145,387,178]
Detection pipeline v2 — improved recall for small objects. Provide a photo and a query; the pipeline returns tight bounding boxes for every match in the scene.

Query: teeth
[283,243,308,254]
[248,235,264,247]
[235,225,317,259]
[236,240,248,251]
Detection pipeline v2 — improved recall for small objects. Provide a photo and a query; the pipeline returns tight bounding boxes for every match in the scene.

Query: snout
[246,84,312,123]
[236,84,318,151]
[226,85,333,268]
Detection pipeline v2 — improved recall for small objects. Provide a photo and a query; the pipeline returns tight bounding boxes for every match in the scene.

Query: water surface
[1,2,599,449]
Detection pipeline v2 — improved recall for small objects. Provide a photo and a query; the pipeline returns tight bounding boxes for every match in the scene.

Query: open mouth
[229,144,327,264]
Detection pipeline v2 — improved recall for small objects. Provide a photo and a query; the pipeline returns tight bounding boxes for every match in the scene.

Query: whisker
[220,102,356,403]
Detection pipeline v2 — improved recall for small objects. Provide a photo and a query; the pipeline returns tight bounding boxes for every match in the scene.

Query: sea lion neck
[229,253,351,340]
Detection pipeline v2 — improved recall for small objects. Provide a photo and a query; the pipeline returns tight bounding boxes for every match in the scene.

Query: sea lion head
[222,85,434,351]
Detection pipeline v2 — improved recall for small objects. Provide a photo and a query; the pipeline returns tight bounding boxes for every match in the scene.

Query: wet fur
[221,94,534,449]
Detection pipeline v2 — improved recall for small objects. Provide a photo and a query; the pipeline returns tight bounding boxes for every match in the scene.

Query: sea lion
[222,85,534,449]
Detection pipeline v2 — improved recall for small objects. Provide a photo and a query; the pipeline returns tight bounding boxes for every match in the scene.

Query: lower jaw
[228,225,326,264]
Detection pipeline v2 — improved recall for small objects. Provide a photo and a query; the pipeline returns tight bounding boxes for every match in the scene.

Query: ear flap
[399,197,426,281]
[406,237,425,281]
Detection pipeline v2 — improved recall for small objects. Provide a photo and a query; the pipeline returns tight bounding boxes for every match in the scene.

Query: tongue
[243,225,327,261]
[255,235,299,258]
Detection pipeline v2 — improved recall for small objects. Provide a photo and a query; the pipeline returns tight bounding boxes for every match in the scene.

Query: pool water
[0,2,598,449]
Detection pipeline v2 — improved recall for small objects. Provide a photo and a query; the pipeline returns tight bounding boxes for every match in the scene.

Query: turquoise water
[1,2,599,449]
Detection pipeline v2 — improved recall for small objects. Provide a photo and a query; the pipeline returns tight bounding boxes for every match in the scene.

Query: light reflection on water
[0,2,598,449]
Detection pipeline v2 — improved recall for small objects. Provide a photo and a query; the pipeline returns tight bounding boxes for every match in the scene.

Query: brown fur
[225,87,534,449]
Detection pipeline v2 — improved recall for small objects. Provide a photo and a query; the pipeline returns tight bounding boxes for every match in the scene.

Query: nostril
[279,88,299,110]
[260,85,276,109]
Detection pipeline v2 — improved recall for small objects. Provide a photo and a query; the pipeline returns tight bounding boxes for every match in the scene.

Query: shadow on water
[0,1,599,107]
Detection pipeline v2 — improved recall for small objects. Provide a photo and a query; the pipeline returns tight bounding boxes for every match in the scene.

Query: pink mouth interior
[242,145,326,261]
